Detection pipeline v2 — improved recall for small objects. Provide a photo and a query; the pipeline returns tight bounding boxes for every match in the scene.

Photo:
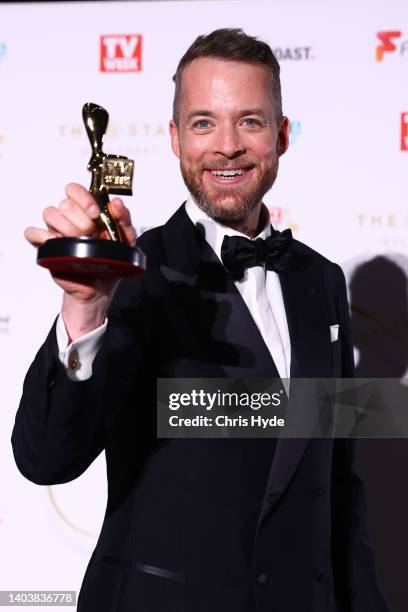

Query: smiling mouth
[204,167,253,181]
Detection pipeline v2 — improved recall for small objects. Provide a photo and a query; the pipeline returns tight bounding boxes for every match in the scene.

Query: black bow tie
[221,229,293,281]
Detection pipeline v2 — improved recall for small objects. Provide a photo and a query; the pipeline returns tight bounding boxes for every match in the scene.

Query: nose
[213,123,245,159]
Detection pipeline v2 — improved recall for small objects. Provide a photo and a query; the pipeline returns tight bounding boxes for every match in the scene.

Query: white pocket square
[330,324,339,342]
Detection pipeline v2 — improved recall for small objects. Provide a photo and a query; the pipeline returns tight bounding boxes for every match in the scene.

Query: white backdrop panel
[0,0,406,607]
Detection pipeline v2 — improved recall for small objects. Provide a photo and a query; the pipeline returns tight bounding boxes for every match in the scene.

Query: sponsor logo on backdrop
[356,212,408,248]
[0,314,10,333]
[0,43,6,64]
[289,120,302,145]
[47,460,107,541]
[48,487,97,539]
[268,206,299,233]
[100,34,142,72]
[376,31,408,62]
[273,46,314,61]
[401,112,408,151]
[58,121,166,157]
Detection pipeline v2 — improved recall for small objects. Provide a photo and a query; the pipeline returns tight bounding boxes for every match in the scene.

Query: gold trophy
[37,103,145,278]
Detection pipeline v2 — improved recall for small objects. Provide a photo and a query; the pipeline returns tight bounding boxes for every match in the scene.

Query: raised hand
[25,183,137,340]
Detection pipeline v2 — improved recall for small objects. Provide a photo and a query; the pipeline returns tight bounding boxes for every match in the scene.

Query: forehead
[179,57,274,115]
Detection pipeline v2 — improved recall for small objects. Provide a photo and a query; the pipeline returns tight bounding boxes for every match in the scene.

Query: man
[12,29,389,612]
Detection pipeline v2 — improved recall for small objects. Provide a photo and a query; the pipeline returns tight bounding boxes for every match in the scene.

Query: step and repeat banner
[0,0,407,610]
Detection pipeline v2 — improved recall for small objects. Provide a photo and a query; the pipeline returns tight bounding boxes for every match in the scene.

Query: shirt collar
[185,195,271,264]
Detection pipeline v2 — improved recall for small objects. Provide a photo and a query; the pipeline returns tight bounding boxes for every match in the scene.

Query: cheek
[244,134,276,160]
[180,134,211,162]
[259,145,278,165]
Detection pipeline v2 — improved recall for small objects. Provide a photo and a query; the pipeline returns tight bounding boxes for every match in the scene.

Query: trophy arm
[81,103,121,242]
[94,192,122,242]
[82,103,109,155]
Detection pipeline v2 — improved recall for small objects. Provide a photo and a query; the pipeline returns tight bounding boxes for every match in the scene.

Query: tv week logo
[376,31,408,62]
[100,35,142,72]
[269,207,282,225]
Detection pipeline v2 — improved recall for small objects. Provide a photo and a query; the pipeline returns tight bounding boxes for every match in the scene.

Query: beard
[180,157,279,223]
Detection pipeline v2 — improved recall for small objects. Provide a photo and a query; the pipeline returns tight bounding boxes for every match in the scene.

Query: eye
[193,119,211,129]
[242,117,261,127]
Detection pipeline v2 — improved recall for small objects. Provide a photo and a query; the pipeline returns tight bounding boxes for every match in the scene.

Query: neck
[223,202,268,238]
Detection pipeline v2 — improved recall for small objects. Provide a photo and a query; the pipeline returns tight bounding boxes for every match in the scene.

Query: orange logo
[376,31,402,62]
[268,207,299,234]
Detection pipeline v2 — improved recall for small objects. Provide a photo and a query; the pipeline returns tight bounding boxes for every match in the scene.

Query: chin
[210,195,242,211]
[197,194,259,223]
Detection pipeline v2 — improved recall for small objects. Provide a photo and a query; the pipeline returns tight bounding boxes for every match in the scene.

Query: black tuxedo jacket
[12,205,389,612]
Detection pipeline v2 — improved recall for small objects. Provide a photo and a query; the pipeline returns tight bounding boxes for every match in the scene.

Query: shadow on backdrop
[350,255,408,612]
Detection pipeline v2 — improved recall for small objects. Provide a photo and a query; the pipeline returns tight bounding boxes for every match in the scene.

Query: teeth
[210,169,245,177]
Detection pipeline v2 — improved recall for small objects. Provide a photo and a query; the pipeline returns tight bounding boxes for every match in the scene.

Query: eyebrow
[186,108,269,122]
[186,110,216,122]
[238,108,268,119]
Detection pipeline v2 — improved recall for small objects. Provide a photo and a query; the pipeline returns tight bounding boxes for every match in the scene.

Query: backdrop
[0,0,407,610]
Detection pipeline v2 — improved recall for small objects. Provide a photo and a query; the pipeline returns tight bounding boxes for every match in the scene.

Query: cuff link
[68,350,80,371]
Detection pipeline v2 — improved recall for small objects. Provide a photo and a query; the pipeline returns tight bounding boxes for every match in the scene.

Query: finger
[43,206,86,237]
[24,226,60,247]
[65,183,100,217]
[109,198,137,246]
[59,199,99,235]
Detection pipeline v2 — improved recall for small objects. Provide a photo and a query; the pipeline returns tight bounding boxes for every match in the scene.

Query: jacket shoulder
[136,203,188,259]
[292,238,345,283]
[136,225,165,257]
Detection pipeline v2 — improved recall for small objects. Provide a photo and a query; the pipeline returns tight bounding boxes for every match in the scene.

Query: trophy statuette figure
[37,103,146,278]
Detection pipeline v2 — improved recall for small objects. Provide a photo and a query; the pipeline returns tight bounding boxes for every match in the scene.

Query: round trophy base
[37,237,146,279]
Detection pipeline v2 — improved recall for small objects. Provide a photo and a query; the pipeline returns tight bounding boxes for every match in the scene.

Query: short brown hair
[172,28,282,124]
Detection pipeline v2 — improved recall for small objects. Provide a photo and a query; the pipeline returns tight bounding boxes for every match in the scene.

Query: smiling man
[170,53,288,232]
[13,29,389,612]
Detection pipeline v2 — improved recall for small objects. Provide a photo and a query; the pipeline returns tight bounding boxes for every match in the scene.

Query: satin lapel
[257,246,334,530]
[160,205,280,378]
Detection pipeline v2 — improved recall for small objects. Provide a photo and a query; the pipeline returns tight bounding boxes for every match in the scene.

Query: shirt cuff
[56,314,107,381]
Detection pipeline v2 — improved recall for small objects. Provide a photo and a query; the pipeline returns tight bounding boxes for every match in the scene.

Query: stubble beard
[180,159,279,223]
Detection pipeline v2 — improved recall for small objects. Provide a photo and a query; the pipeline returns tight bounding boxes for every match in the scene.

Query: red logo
[269,207,282,225]
[401,113,408,151]
[376,31,402,62]
[100,35,142,72]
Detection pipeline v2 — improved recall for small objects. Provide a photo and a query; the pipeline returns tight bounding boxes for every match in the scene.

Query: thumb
[109,198,137,246]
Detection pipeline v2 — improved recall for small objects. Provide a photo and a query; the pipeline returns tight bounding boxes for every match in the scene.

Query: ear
[169,119,181,159]
[276,116,290,157]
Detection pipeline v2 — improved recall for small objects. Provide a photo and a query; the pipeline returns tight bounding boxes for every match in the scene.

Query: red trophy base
[37,237,146,279]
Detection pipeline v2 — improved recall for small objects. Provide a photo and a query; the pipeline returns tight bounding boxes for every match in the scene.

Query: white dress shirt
[185,197,291,379]
[57,315,107,381]
[57,196,291,381]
